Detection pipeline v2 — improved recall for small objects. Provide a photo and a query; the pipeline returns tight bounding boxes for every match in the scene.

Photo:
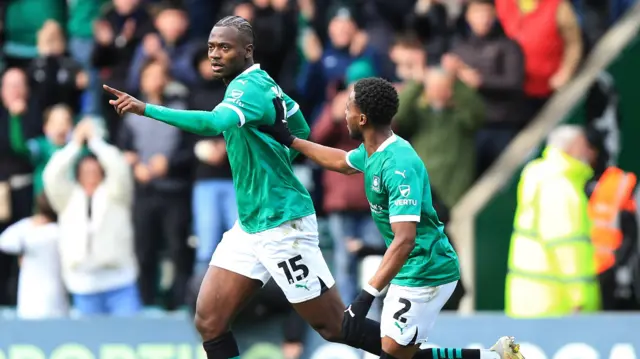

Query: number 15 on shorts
[277,255,309,284]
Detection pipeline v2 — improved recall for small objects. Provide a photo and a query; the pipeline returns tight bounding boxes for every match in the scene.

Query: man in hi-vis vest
[506,125,601,317]
[585,128,639,310]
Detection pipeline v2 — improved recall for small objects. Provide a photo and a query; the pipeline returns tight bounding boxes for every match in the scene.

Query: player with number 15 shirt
[102,15,388,359]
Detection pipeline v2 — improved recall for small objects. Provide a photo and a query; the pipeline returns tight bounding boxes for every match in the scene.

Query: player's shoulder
[382,135,421,164]
[231,65,272,88]
[350,143,366,154]
[380,136,424,176]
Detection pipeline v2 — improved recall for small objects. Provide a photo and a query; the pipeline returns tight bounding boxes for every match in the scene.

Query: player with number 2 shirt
[261,77,526,359]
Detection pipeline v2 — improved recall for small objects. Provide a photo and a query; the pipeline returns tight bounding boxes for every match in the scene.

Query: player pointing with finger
[104,15,388,359]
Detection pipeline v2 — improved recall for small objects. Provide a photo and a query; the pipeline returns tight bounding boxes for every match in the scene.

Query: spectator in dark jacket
[117,59,195,310]
[188,50,235,277]
[92,0,155,140]
[297,4,380,122]
[406,0,450,65]
[228,0,299,95]
[0,68,43,306]
[444,0,525,175]
[28,21,87,115]
[126,3,201,92]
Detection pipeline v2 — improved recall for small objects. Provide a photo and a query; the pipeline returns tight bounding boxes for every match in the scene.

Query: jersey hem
[238,209,317,234]
[390,275,460,288]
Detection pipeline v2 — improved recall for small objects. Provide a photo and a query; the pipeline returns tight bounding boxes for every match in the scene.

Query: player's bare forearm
[368,235,415,291]
[144,104,236,136]
[369,221,418,291]
[291,138,358,175]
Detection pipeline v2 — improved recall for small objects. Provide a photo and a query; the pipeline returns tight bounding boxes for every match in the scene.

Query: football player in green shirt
[103,15,385,359]
[261,77,525,359]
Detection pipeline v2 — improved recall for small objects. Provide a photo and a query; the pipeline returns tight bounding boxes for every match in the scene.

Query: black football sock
[413,348,484,359]
[202,331,240,359]
[339,314,382,355]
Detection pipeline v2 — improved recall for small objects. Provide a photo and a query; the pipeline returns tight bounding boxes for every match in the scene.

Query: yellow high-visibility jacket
[505,147,601,317]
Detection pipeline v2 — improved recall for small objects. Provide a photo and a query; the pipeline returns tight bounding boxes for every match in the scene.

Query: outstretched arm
[103,85,242,136]
[290,138,359,175]
[143,104,236,136]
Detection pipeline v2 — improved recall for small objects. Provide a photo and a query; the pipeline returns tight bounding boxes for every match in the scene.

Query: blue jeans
[192,179,237,274]
[328,212,384,318]
[73,283,142,316]
[69,37,101,115]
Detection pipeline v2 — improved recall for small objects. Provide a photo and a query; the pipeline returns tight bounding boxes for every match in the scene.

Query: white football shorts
[380,281,458,346]
[210,214,336,303]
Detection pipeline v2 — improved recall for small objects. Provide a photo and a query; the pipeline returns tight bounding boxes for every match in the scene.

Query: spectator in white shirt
[43,120,140,316]
[0,193,68,319]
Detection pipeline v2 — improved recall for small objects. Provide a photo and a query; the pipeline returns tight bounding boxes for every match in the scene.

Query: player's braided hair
[215,15,255,45]
[353,77,399,128]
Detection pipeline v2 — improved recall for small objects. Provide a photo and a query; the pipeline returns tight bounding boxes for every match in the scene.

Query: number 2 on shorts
[393,298,412,323]
[277,255,310,284]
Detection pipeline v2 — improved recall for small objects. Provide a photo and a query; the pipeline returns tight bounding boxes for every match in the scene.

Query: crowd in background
[0,0,637,339]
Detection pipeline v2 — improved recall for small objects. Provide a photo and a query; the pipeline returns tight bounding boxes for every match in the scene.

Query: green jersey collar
[241,63,261,75]
[376,133,397,153]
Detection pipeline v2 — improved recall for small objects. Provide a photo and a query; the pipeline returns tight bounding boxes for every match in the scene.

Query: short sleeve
[214,77,268,127]
[383,164,422,223]
[345,145,366,172]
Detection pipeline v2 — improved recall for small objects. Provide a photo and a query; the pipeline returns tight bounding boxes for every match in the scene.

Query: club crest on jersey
[371,176,381,192]
[399,185,410,197]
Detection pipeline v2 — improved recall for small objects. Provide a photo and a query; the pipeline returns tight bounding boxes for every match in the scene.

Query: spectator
[25,104,74,196]
[28,20,87,115]
[2,0,66,68]
[444,0,526,175]
[228,0,299,94]
[118,59,195,309]
[189,49,233,276]
[585,129,639,311]
[406,0,450,64]
[395,67,485,209]
[0,68,42,305]
[0,193,68,319]
[389,35,427,84]
[183,0,224,40]
[297,4,380,120]
[43,120,141,316]
[67,0,110,115]
[127,3,200,92]
[505,125,600,317]
[309,60,384,317]
[92,0,155,139]
[496,0,583,121]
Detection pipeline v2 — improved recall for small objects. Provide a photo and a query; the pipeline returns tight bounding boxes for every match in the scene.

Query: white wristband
[363,284,382,298]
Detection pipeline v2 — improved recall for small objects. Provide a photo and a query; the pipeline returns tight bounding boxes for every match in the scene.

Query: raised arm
[87,136,133,205]
[43,141,82,213]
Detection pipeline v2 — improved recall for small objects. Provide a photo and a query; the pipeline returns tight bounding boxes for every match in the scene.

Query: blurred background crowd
[0,0,639,356]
